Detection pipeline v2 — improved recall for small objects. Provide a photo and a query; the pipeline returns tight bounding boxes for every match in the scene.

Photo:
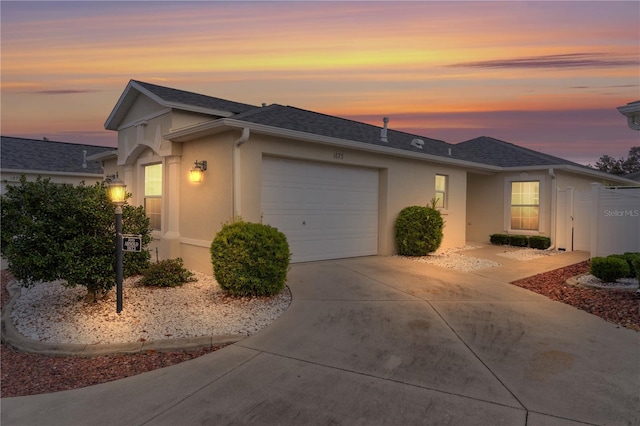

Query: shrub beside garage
[210,220,290,297]
[395,206,444,256]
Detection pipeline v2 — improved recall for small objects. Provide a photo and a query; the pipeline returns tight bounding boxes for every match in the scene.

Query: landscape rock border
[1,280,247,357]
[566,273,639,291]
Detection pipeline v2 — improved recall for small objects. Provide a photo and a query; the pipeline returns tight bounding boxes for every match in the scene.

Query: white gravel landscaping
[574,274,639,290]
[401,245,500,271]
[496,247,559,261]
[10,272,291,345]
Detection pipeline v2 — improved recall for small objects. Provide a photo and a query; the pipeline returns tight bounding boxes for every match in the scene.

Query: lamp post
[107,175,127,313]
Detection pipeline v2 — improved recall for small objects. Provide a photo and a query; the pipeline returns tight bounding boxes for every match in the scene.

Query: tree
[0,176,151,301]
[590,146,640,176]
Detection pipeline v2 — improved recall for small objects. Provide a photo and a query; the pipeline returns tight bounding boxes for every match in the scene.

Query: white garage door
[262,157,379,262]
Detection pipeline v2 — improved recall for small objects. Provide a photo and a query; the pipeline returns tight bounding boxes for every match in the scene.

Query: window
[511,181,539,230]
[144,163,162,230]
[435,174,447,209]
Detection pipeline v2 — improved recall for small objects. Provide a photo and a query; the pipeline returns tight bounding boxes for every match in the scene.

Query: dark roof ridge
[1,135,112,149]
[459,135,587,168]
[281,104,448,144]
[131,80,258,112]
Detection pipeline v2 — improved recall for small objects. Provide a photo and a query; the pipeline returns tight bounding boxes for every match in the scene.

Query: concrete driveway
[2,255,639,425]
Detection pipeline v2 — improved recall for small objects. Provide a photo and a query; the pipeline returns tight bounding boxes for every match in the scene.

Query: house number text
[333,152,344,160]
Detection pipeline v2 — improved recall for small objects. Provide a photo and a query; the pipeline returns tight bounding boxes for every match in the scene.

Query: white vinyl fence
[557,184,640,256]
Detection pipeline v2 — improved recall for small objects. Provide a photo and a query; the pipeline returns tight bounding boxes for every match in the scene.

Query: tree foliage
[0,176,151,300]
[590,146,640,176]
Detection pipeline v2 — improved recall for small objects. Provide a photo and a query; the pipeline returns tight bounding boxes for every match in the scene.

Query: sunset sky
[1,1,639,165]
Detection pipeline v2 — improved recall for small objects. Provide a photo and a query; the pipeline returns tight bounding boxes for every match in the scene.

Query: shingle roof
[132,80,258,115]
[1,136,113,174]
[625,170,640,182]
[125,81,607,171]
[233,104,452,157]
[452,136,587,168]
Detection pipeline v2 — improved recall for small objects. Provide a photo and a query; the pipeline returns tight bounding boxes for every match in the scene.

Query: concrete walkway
[2,249,638,425]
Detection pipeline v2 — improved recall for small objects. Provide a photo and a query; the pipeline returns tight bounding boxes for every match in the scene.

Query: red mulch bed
[1,270,226,398]
[511,260,640,332]
[2,262,638,398]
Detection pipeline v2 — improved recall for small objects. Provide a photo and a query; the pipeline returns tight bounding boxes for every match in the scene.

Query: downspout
[548,168,557,250]
[232,127,250,219]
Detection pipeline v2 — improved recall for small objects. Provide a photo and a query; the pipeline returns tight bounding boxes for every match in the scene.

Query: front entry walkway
[2,254,638,425]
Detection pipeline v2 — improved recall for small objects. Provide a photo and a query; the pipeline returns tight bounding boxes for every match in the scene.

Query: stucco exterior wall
[466,168,607,245]
[114,126,468,273]
[228,132,468,257]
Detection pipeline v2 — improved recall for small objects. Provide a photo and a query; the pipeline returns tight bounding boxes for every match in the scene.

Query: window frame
[139,159,163,233]
[504,175,546,235]
[434,174,448,210]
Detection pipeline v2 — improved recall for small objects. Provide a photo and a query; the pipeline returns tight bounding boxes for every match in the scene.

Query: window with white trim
[144,163,162,231]
[435,174,448,209]
[510,181,539,230]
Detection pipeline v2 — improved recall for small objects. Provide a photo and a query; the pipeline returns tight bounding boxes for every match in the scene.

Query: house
[0,136,113,194]
[617,100,640,131]
[99,80,637,272]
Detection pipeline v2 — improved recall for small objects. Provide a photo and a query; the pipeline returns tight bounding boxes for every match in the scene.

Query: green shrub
[395,206,444,256]
[140,258,195,287]
[632,258,640,282]
[528,236,551,250]
[590,257,630,283]
[0,176,151,302]
[509,235,529,247]
[490,234,510,245]
[210,221,290,297]
[622,253,640,278]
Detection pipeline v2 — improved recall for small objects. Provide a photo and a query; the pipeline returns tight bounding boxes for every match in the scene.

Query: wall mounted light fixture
[189,160,208,183]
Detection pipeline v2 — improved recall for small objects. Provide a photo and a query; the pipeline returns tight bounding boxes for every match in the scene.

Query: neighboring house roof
[105,80,258,130]
[617,100,640,131]
[0,136,113,175]
[625,170,640,182]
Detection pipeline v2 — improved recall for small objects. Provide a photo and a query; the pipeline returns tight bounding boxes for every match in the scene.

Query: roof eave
[105,81,236,131]
[503,164,639,185]
[0,168,105,178]
[165,118,501,172]
[86,150,118,162]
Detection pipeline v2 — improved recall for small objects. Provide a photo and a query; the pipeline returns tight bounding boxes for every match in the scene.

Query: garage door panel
[262,157,379,262]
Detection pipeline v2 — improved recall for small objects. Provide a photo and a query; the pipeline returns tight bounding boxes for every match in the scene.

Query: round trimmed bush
[210,221,290,297]
[590,256,630,283]
[395,206,444,256]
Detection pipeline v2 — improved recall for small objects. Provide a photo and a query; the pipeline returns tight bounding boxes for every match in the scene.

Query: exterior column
[161,155,181,259]
[123,165,133,203]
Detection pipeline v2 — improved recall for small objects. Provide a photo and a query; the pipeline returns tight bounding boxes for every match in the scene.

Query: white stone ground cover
[10,272,291,345]
[402,246,557,272]
[574,274,639,290]
[400,245,497,271]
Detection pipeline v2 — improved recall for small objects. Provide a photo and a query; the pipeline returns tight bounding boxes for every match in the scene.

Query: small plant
[210,220,290,297]
[140,258,196,287]
[490,234,510,245]
[528,236,551,250]
[395,206,444,256]
[590,256,631,283]
[509,235,529,247]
